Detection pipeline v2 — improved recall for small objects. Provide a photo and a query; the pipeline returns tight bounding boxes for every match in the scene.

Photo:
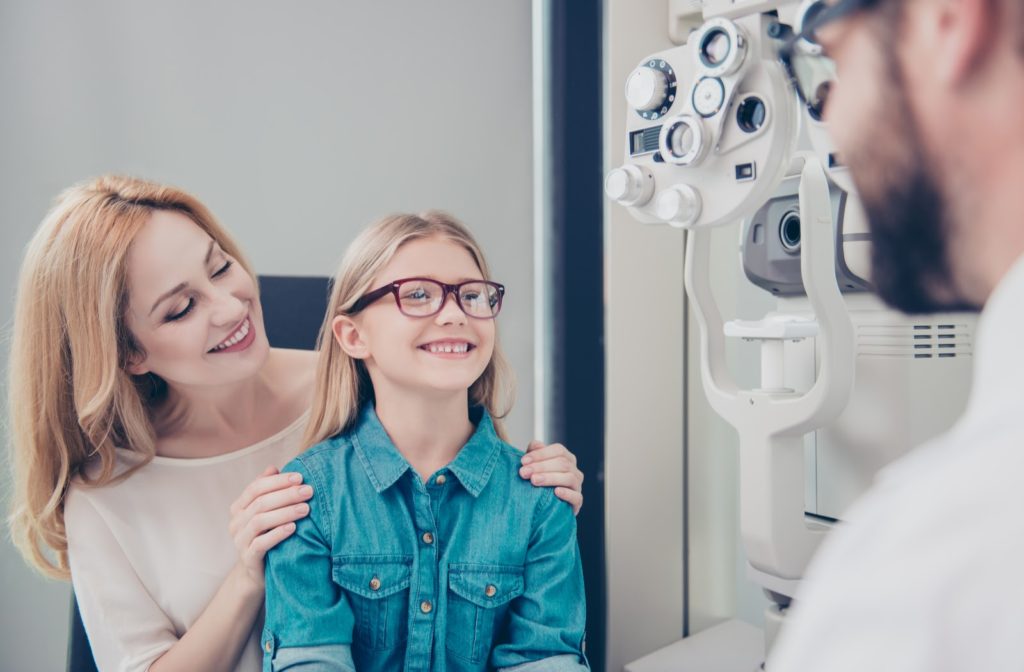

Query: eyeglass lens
[397,280,501,318]
[791,50,837,120]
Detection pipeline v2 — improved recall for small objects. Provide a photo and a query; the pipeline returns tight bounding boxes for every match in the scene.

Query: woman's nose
[210,288,247,327]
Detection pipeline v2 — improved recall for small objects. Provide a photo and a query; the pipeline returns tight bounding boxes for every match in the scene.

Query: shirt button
[485,584,497,598]
[422,532,434,545]
[369,577,382,591]
[435,474,447,485]
[420,600,433,614]
[264,640,272,653]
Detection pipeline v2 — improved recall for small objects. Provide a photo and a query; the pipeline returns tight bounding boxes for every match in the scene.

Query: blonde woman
[6,175,585,672]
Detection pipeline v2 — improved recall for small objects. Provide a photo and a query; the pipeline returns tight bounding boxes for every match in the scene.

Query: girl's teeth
[427,343,468,354]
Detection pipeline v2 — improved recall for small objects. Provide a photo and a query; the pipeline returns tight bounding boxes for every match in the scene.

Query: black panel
[548,2,606,669]
[258,275,332,350]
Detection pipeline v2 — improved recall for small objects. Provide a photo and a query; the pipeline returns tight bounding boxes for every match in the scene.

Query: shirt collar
[962,253,1024,422]
[350,404,503,497]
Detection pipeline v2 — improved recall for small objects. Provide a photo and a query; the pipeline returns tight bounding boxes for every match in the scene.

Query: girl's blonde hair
[7,175,255,579]
[303,211,514,448]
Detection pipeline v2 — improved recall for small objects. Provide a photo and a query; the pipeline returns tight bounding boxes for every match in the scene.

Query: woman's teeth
[423,343,470,354]
[212,319,250,351]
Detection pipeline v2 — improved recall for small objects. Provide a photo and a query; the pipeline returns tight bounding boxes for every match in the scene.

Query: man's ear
[332,315,371,359]
[934,0,997,86]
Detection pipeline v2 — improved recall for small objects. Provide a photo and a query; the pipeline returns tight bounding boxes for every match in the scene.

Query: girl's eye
[213,260,233,277]
[404,288,431,302]
[166,298,195,322]
[461,291,481,303]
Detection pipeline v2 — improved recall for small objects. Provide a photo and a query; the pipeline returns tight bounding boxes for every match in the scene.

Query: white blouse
[65,412,308,672]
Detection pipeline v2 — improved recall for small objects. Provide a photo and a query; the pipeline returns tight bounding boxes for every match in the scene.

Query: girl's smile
[418,339,477,358]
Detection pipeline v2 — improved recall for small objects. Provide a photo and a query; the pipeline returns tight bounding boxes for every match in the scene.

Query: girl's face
[337,236,496,401]
[124,210,270,390]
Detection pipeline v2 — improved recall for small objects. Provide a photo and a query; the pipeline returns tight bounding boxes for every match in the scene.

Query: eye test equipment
[606,1,976,669]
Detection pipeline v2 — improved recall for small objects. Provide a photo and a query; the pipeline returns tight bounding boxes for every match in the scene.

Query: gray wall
[0,2,534,669]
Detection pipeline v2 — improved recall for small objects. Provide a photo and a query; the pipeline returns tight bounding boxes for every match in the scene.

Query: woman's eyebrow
[147,240,217,315]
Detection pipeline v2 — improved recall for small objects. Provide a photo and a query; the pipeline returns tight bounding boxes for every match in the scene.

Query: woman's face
[124,210,270,390]
[339,236,496,401]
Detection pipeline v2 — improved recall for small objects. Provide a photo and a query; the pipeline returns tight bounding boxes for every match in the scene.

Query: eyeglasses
[349,277,505,319]
[777,0,881,121]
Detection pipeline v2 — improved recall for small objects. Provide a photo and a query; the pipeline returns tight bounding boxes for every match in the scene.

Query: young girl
[7,176,585,672]
[262,212,588,671]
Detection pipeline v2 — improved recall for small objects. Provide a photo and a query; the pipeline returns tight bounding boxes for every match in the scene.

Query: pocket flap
[333,555,412,599]
[448,563,524,608]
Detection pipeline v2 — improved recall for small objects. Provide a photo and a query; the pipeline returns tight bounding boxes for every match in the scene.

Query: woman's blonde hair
[303,211,515,448]
[7,175,254,579]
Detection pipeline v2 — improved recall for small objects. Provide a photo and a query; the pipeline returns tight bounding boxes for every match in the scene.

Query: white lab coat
[768,256,1024,672]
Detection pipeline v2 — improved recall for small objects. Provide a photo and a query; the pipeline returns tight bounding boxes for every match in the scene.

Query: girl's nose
[435,290,466,325]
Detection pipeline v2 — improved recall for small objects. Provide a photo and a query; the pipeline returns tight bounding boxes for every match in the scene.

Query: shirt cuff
[265,643,356,672]
[498,654,589,672]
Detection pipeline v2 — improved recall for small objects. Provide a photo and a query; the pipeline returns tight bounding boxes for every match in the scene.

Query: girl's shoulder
[285,431,353,484]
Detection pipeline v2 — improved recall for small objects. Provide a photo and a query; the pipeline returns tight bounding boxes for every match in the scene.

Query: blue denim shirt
[263,405,588,672]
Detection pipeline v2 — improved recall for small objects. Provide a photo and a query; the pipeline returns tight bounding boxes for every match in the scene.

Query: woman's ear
[332,315,370,359]
[125,352,150,376]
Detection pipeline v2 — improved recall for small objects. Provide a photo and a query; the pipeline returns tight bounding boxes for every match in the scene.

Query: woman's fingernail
[533,474,546,485]
[519,467,533,478]
[521,455,533,465]
[289,473,303,483]
[299,485,313,496]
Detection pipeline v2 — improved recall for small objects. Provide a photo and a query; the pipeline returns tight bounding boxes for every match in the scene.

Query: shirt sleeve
[263,458,357,671]
[491,491,589,671]
[65,486,178,672]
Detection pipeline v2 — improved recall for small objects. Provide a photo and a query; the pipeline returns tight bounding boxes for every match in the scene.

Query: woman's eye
[461,291,481,303]
[166,298,195,322]
[213,260,233,277]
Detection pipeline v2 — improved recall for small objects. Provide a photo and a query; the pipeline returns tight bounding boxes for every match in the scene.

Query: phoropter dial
[626,59,678,121]
[659,114,710,166]
[694,18,748,78]
[605,164,656,207]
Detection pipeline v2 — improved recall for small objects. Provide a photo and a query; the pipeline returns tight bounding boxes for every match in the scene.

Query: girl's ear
[332,315,370,359]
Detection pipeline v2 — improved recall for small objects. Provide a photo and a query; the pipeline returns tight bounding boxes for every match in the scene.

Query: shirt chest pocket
[446,563,525,664]
[333,555,412,651]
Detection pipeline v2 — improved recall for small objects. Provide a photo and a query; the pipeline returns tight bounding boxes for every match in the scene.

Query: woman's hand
[228,465,313,589]
[519,442,585,516]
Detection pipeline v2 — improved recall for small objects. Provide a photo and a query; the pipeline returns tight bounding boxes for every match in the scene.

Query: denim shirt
[262,405,588,672]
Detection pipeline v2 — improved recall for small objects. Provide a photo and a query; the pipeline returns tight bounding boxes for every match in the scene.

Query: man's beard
[845,49,980,314]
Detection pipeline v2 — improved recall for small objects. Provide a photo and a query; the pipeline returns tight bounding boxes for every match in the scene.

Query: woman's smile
[208,315,256,354]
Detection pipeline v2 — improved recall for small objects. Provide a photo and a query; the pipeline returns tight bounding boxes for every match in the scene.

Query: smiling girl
[262,212,588,671]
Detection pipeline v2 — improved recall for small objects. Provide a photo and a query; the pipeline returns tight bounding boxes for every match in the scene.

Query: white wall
[0,2,534,669]
[603,3,772,668]
[604,2,688,670]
